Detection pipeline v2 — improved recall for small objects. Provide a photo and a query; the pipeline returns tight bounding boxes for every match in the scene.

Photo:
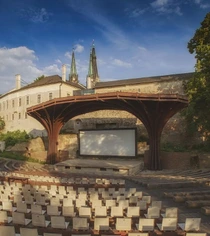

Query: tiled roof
[0,75,85,98]
[95,72,194,88]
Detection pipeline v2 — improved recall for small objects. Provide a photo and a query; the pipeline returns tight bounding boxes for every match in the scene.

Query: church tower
[86,41,100,88]
[69,49,79,83]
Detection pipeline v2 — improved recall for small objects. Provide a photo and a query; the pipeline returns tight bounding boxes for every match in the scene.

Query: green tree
[0,117,5,131]
[184,13,210,140]
[34,75,45,82]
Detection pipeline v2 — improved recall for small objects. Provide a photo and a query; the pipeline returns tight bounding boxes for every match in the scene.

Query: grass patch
[0,151,46,164]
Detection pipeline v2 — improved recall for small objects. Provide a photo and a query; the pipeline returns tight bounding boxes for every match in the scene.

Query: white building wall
[0,82,80,137]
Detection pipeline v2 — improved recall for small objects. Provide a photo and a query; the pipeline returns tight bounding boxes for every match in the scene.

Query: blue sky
[0,0,209,94]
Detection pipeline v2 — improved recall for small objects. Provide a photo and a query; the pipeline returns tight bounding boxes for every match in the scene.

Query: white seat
[151,201,162,209]
[32,213,50,227]
[73,217,89,230]
[129,196,138,204]
[94,217,110,231]
[136,218,155,231]
[12,212,31,225]
[136,201,147,210]
[110,206,123,217]
[62,206,76,217]
[2,200,16,211]
[134,191,143,198]
[24,195,34,204]
[63,198,73,207]
[47,205,61,216]
[50,198,61,206]
[142,196,151,204]
[76,199,87,207]
[105,199,116,208]
[31,204,46,215]
[0,210,12,223]
[116,217,131,231]
[79,206,92,218]
[19,228,39,236]
[91,199,102,208]
[16,202,31,213]
[161,207,178,218]
[0,226,16,236]
[127,206,140,217]
[157,218,177,231]
[118,200,129,209]
[178,218,201,231]
[144,207,160,219]
[95,206,107,217]
[51,216,69,229]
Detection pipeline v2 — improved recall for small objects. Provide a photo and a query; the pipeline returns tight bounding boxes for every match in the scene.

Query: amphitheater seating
[0,226,16,236]
[178,218,201,231]
[94,217,110,230]
[116,217,132,231]
[157,217,178,231]
[136,218,155,231]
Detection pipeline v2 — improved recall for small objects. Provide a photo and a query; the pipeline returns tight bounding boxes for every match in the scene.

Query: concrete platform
[55,158,144,176]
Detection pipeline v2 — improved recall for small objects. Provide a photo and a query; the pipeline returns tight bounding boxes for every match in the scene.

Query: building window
[25,112,27,119]
[49,93,53,100]
[19,98,21,106]
[67,93,70,96]
[19,113,21,119]
[3,102,5,110]
[0,103,1,111]
[26,96,30,105]
[12,114,14,120]
[37,94,41,103]
[6,101,8,109]
[12,100,15,108]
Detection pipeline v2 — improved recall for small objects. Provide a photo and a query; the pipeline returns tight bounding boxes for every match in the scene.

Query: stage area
[55,158,144,176]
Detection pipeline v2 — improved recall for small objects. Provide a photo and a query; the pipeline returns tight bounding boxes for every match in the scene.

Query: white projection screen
[79,129,137,157]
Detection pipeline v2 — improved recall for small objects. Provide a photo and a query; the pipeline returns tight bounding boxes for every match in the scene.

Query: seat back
[147,207,160,218]
[2,201,12,211]
[79,207,91,218]
[62,206,75,217]
[94,217,109,230]
[12,212,25,225]
[110,206,123,217]
[139,218,155,231]
[161,218,177,231]
[16,202,28,213]
[31,204,42,214]
[0,211,8,223]
[185,218,201,231]
[116,218,131,231]
[47,205,60,215]
[95,206,107,217]
[73,217,88,230]
[0,226,16,236]
[20,228,38,236]
[165,207,178,218]
[32,213,46,227]
[127,206,140,217]
[51,216,66,229]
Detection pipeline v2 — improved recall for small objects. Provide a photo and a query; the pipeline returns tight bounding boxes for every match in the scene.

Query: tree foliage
[34,75,45,82]
[0,117,5,131]
[0,130,30,148]
[184,13,210,140]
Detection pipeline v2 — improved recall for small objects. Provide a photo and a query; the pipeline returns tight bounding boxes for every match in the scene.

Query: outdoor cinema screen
[79,128,137,157]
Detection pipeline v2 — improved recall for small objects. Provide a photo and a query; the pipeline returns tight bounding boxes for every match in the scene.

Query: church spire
[69,48,79,83]
[86,41,100,88]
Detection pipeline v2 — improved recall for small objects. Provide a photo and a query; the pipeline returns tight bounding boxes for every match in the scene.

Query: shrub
[0,130,30,148]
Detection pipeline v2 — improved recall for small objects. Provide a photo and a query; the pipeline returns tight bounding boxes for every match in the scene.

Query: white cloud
[0,46,61,94]
[74,44,84,53]
[193,0,210,8]
[138,46,147,51]
[151,0,169,8]
[200,3,210,8]
[20,7,52,23]
[65,51,71,59]
[194,0,201,3]
[55,59,62,64]
[112,59,132,68]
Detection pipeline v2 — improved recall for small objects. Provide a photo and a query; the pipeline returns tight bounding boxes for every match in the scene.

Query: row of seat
[0,173,125,185]
[0,225,207,236]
